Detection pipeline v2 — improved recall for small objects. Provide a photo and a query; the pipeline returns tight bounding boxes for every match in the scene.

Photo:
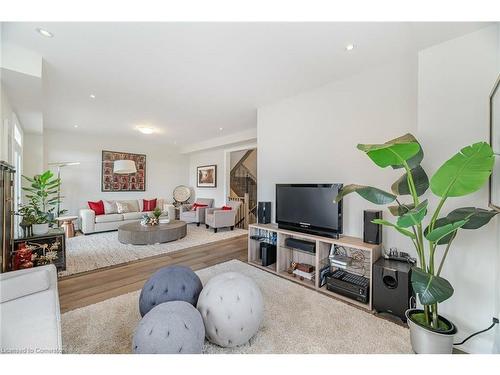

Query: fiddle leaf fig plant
[22,170,62,224]
[334,134,498,330]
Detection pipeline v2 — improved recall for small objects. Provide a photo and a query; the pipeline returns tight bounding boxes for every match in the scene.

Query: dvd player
[326,269,369,304]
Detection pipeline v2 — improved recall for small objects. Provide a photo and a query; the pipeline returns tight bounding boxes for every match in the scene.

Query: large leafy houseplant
[22,170,63,225]
[335,134,497,333]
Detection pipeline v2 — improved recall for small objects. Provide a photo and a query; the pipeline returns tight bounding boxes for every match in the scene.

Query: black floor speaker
[258,202,271,224]
[364,210,382,244]
[373,258,415,321]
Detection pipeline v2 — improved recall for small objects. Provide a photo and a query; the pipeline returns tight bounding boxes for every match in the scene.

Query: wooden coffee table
[118,220,187,245]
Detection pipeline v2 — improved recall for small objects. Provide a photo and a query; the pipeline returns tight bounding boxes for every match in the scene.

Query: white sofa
[79,198,175,234]
[0,265,62,354]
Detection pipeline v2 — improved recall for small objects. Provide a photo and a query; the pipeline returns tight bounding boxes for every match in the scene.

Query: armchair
[205,200,242,233]
[179,198,214,226]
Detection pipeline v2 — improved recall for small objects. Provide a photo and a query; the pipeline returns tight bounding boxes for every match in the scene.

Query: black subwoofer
[373,258,415,321]
[363,210,382,244]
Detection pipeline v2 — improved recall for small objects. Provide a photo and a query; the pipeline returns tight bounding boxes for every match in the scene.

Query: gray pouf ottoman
[139,265,203,317]
[197,272,264,348]
[133,301,205,354]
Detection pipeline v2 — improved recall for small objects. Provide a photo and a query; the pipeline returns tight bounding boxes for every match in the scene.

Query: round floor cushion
[197,272,263,348]
[133,301,205,354]
[139,265,203,317]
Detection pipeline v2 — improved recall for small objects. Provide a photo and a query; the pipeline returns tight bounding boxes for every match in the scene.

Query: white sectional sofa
[79,198,175,234]
[0,265,62,354]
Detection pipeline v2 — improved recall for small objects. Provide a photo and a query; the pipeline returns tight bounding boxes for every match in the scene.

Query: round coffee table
[118,220,187,245]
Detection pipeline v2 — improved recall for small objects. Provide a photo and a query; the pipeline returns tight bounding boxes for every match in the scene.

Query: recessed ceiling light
[36,28,54,38]
[89,94,96,99]
[74,125,78,128]
[137,126,154,135]
[219,127,223,131]
[345,44,354,51]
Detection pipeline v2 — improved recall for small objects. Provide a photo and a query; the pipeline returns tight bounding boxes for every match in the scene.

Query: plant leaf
[388,203,415,216]
[425,218,469,242]
[390,134,424,170]
[446,207,498,229]
[424,218,457,245]
[357,133,421,168]
[396,199,428,228]
[391,165,429,196]
[372,219,416,239]
[334,184,396,205]
[411,267,454,305]
[430,142,494,197]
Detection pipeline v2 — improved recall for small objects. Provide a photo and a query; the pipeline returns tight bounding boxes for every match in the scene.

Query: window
[14,123,22,147]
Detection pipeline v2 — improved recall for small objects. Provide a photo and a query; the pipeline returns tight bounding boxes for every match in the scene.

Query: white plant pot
[406,309,457,354]
[32,223,49,235]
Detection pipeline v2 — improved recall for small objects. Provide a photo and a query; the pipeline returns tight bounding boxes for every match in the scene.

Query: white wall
[43,129,190,218]
[188,147,227,207]
[418,25,499,354]
[257,56,418,252]
[23,132,43,177]
[188,142,257,207]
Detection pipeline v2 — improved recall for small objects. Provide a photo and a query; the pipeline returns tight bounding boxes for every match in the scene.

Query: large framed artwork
[490,75,500,211]
[102,150,146,192]
[197,164,217,188]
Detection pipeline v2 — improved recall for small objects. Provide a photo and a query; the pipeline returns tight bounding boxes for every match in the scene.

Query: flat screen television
[276,184,343,238]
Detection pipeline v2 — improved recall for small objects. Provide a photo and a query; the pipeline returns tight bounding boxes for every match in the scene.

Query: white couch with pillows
[79,198,175,234]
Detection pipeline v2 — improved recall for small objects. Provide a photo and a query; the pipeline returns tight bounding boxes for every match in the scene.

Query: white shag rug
[60,226,247,276]
[61,260,412,354]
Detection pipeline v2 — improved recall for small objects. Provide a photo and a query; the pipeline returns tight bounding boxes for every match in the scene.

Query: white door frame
[223,143,257,202]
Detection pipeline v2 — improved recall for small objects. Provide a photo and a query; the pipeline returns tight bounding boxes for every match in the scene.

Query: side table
[56,215,78,238]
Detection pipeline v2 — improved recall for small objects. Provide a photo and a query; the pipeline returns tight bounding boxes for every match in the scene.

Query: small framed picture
[197,165,217,188]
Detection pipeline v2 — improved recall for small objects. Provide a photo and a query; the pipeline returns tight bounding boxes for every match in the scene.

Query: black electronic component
[363,210,382,244]
[259,242,276,267]
[258,202,271,224]
[284,237,316,254]
[373,257,415,321]
[326,269,369,304]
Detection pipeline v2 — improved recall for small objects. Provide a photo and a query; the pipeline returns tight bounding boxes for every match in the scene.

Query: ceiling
[1,22,491,146]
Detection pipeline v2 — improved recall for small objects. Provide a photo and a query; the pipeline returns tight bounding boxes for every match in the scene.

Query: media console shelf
[248,223,381,311]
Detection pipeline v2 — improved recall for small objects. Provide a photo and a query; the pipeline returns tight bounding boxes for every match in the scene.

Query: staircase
[229,149,257,228]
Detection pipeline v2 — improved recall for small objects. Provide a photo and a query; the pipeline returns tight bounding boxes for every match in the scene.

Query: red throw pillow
[88,200,105,215]
[143,198,157,212]
[221,205,232,211]
[191,203,208,211]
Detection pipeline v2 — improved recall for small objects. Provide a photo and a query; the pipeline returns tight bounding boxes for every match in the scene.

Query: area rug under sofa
[61,260,412,354]
[60,226,247,276]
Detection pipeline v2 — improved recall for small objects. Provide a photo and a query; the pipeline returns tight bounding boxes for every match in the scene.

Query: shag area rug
[61,260,412,354]
[60,226,247,276]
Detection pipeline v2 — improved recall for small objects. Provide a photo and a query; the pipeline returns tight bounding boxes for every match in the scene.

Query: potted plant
[22,170,62,235]
[334,134,498,354]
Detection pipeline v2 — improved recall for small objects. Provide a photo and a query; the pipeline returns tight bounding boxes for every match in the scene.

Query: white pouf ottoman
[197,272,263,348]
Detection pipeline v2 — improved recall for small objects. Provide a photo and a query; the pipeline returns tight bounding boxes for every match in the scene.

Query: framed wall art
[102,150,146,192]
[197,164,217,188]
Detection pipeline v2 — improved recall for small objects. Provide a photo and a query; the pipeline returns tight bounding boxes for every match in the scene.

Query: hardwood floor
[58,234,248,313]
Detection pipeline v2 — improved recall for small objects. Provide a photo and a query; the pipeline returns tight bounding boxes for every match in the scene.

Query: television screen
[276,184,342,237]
